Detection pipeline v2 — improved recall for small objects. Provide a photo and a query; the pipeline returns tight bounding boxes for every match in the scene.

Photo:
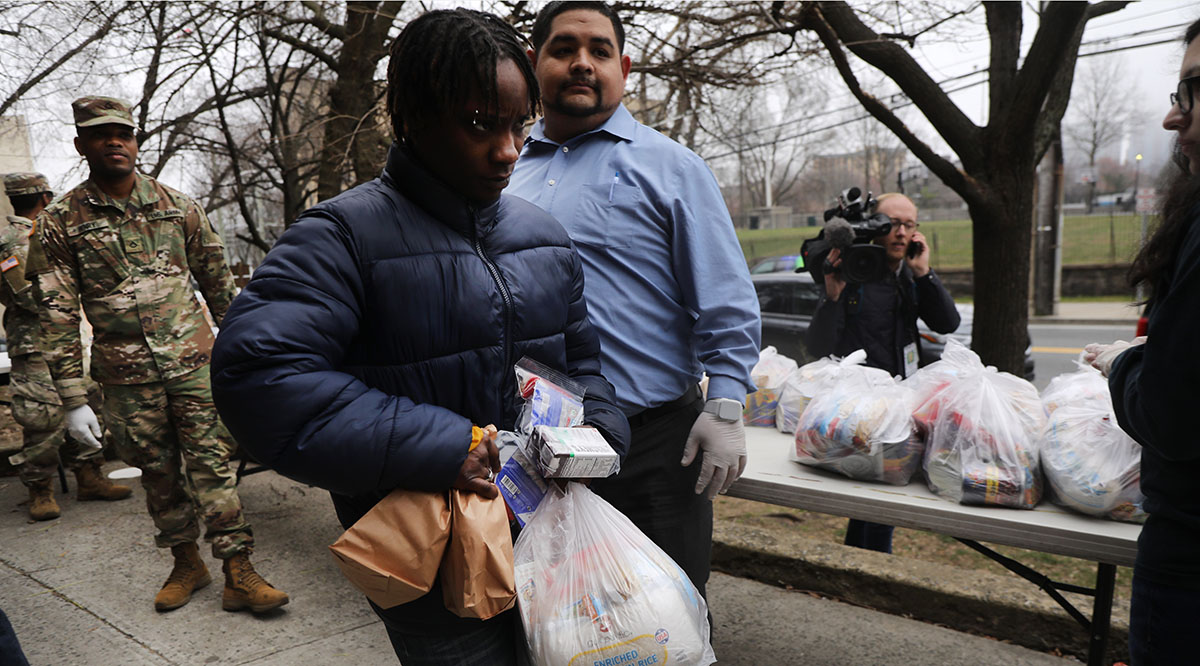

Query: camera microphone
[824,218,855,250]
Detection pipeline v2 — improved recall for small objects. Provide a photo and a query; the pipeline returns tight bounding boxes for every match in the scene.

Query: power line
[1079,37,1179,58]
[693,68,988,151]
[704,77,990,161]
[697,21,1181,160]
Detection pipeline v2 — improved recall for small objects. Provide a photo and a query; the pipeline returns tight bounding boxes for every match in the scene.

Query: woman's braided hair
[386,8,539,144]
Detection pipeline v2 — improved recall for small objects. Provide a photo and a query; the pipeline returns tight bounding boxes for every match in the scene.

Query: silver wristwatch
[703,398,742,422]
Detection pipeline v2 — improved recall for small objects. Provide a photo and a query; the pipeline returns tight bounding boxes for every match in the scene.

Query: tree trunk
[969,167,1035,375]
[317,1,393,202]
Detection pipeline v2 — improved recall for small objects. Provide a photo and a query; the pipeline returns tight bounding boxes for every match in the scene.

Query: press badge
[903,342,919,378]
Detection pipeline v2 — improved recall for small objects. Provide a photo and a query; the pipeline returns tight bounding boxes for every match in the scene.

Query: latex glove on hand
[65,404,103,449]
[454,424,500,499]
[1083,336,1147,377]
[682,405,748,500]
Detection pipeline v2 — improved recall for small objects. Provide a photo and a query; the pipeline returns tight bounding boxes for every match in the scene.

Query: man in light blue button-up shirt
[511,1,761,599]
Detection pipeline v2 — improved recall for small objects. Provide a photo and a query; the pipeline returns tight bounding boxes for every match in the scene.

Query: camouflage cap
[72,96,137,129]
[4,172,51,197]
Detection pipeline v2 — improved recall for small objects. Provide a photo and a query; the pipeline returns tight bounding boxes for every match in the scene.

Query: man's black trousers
[592,385,712,598]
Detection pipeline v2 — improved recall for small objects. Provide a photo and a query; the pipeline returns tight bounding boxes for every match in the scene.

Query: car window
[750,262,776,275]
[756,283,792,314]
[792,283,822,316]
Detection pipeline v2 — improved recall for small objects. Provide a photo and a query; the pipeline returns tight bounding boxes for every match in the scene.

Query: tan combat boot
[74,460,133,501]
[27,478,61,521]
[222,552,289,613]
[154,542,212,612]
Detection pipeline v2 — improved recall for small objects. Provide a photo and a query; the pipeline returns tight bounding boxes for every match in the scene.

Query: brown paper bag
[328,489,450,609]
[439,489,517,619]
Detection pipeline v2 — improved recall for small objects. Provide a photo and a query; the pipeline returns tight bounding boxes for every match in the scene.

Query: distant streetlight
[1133,153,1143,204]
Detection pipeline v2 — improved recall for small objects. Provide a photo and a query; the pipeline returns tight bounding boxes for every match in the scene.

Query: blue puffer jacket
[211,144,629,629]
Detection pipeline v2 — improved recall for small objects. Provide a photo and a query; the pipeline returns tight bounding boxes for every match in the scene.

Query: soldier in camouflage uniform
[25,97,288,614]
[2,172,132,521]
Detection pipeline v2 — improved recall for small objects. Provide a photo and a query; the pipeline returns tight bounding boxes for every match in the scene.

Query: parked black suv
[754,272,1035,379]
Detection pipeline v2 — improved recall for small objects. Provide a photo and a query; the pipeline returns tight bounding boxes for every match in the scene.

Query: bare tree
[0,1,132,117]
[263,1,403,201]
[701,77,830,217]
[1064,55,1138,212]
[852,114,908,196]
[780,0,1130,374]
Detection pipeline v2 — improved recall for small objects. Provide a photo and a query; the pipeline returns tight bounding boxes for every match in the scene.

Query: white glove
[1083,336,1147,377]
[65,404,103,449]
[681,411,748,500]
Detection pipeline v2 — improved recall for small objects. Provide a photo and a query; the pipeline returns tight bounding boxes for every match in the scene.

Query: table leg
[1088,562,1117,666]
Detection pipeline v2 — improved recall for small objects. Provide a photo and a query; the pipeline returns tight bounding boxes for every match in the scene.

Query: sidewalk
[1029,301,1141,326]
[0,462,1080,665]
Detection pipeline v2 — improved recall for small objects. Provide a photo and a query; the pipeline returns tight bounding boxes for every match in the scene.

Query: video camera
[799,186,893,284]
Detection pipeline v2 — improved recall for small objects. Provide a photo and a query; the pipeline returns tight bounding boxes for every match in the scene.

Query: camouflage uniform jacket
[25,174,236,408]
[0,215,61,404]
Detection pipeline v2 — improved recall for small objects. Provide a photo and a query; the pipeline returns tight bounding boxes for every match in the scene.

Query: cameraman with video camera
[806,191,960,553]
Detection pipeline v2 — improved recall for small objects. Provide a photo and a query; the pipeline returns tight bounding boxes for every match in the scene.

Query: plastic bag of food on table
[774,356,841,434]
[791,351,922,484]
[514,483,715,666]
[1039,365,1145,522]
[744,346,798,427]
[910,340,1045,509]
[1041,358,1113,413]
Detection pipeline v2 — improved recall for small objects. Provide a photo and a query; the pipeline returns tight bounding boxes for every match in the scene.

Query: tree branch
[804,1,982,169]
[1003,1,1088,138]
[984,2,1020,123]
[879,3,979,47]
[299,0,347,41]
[803,2,981,208]
[0,2,130,116]
[1029,1,1131,161]
[263,27,338,69]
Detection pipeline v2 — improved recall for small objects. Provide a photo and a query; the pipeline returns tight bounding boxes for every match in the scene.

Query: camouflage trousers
[103,365,252,559]
[7,353,103,486]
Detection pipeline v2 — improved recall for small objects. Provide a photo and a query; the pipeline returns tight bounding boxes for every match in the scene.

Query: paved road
[1029,323,1135,391]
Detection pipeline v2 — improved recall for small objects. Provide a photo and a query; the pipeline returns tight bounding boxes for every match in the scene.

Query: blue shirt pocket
[571,183,645,249]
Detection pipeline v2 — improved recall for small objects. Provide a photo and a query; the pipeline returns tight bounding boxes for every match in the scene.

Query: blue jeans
[375,605,523,666]
[0,608,30,666]
[844,519,894,553]
[1129,573,1200,665]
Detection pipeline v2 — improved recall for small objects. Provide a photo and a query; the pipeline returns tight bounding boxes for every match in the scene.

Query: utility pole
[764,157,773,209]
[1134,153,1148,303]
[1033,133,1064,316]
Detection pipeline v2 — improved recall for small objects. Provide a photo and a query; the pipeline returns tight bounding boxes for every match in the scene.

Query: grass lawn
[740,213,1150,270]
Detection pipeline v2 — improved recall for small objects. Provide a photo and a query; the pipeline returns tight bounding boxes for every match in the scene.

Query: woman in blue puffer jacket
[210,9,629,665]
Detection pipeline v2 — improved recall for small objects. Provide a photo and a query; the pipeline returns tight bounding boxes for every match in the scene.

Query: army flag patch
[0,256,18,272]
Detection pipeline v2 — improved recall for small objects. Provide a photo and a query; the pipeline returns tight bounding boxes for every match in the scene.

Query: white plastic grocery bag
[1038,364,1145,522]
[1041,358,1113,414]
[792,351,921,485]
[744,346,798,427]
[774,355,842,434]
[513,483,716,666]
[909,340,1046,509]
